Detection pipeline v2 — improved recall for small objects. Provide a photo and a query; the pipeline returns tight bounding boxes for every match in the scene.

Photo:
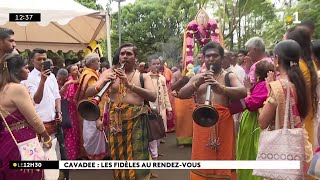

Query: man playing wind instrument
[178,42,247,180]
[93,43,157,180]
[75,53,109,160]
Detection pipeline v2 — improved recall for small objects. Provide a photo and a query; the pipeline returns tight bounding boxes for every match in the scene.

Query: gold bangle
[43,136,52,144]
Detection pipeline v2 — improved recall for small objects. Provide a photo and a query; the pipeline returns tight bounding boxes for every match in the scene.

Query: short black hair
[112,49,120,65]
[52,56,64,67]
[101,61,110,69]
[0,27,14,40]
[202,41,224,57]
[30,48,47,59]
[120,43,138,56]
[100,57,108,63]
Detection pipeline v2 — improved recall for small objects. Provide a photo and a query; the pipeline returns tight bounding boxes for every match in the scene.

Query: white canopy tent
[0,0,112,64]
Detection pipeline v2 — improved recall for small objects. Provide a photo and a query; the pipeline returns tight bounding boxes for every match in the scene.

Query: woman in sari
[259,40,312,177]
[285,27,318,150]
[60,65,80,160]
[0,54,52,179]
[230,60,274,180]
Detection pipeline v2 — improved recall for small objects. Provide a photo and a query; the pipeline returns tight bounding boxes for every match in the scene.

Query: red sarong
[190,104,237,180]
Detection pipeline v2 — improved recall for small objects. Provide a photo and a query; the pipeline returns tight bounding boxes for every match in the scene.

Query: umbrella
[0,0,112,63]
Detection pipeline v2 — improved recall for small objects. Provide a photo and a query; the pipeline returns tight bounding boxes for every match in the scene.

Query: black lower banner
[10,161,59,169]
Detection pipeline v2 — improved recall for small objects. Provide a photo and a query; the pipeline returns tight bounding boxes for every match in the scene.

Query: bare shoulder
[142,72,151,79]
[226,72,237,79]
[6,83,29,95]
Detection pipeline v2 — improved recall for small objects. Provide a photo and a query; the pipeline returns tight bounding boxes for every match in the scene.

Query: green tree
[75,0,103,10]
[261,0,320,49]
[110,0,205,63]
[209,0,276,50]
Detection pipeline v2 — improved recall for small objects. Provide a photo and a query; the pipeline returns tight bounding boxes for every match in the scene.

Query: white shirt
[231,64,246,83]
[21,68,61,122]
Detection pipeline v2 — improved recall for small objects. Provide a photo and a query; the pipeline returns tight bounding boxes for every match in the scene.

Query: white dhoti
[83,120,107,159]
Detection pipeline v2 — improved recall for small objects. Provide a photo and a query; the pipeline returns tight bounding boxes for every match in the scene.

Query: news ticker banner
[10,160,300,170]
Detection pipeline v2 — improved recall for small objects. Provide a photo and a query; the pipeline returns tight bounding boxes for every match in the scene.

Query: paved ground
[70,132,192,180]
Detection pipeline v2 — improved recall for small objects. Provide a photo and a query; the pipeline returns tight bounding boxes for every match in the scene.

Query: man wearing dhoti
[178,42,247,179]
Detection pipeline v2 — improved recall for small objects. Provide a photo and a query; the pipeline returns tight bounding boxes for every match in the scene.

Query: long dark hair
[286,27,318,116]
[274,40,308,118]
[0,54,28,90]
[312,40,320,61]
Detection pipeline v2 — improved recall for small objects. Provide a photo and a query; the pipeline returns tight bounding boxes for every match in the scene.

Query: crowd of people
[0,19,319,180]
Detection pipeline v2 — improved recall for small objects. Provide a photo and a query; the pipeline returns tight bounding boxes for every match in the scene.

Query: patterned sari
[266,79,314,179]
[299,60,317,150]
[0,110,43,180]
[63,76,80,160]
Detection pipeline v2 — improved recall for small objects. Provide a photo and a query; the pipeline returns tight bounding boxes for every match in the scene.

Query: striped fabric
[109,102,150,180]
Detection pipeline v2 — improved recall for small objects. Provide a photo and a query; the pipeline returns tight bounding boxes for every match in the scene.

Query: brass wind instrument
[192,65,219,127]
[77,63,125,121]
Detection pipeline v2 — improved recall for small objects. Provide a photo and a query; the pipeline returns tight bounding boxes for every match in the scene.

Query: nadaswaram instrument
[77,63,125,121]
[192,65,219,127]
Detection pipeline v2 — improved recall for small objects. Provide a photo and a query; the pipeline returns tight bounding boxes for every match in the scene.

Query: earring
[276,64,279,68]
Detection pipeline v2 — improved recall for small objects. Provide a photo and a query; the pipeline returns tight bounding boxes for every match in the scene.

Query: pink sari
[63,76,80,160]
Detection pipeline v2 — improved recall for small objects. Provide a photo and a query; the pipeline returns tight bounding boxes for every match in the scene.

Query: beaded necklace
[111,69,136,134]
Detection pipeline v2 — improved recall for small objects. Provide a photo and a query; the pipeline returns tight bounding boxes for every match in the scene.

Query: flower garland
[185,19,221,66]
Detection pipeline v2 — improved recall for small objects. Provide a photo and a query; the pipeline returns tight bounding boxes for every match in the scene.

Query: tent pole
[105,10,112,66]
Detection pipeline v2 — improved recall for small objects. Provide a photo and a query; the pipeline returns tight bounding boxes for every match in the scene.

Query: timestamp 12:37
[9,13,41,22]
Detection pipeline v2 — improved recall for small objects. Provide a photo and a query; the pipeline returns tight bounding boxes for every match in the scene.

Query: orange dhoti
[190,104,236,180]
[174,97,195,145]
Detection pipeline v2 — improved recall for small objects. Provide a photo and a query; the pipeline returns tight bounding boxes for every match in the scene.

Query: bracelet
[222,85,226,94]
[43,136,52,144]
[130,83,135,91]
[95,85,100,92]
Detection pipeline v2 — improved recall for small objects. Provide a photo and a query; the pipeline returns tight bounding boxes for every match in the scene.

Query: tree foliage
[261,0,320,49]
[75,0,103,10]
[78,0,320,65]
[110,0,205,63]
